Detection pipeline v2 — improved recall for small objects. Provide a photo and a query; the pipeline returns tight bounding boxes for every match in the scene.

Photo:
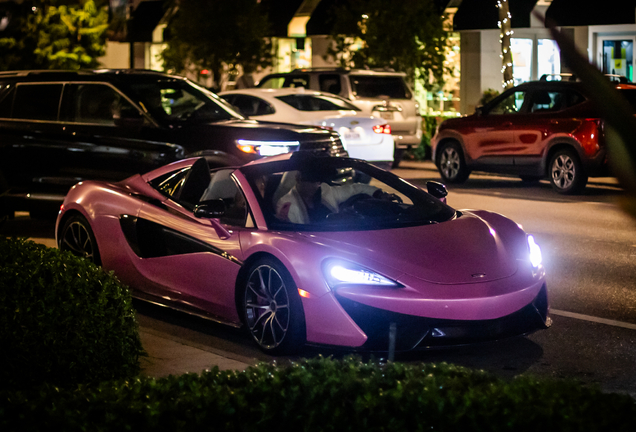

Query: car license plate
[380,112,394,120]
[345,132,360,140]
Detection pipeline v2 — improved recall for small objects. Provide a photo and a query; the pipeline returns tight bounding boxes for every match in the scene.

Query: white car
[220,88,394,169]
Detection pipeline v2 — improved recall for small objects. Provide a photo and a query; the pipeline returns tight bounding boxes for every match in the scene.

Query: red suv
[431,80,636,194]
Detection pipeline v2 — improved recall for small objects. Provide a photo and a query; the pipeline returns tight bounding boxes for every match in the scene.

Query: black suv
[0,69,346,218]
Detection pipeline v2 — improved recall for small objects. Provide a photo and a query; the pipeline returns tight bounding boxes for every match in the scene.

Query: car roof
[0,69,184,84]
[221,88,327,98]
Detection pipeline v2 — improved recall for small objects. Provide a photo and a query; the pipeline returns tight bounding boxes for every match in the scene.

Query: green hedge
[405,115,459,161]
[0,237,144,390]
[1,356,634,431]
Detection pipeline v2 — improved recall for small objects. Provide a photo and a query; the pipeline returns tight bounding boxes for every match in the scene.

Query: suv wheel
[436,142,470,183]
[549,149,588,194]
[392,148,405,168]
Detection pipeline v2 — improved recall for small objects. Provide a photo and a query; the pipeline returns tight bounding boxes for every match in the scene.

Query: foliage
[405,115,458,161]
[479,88,501,106]
[325,0,447,89]
[1,356,635,431]
[0,237,144,390]
[0,1,108,71]
[161,0,273,91]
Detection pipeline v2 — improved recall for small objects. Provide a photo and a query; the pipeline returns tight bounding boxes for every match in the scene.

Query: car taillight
[373,124,391,134]
[574,118,603,156]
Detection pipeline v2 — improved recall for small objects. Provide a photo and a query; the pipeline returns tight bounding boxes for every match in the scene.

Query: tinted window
[488,91,528,114]
[277,94,360,111]
[529,91,566,113]
[200,169,247,226]
[319,74,342,95]
[0,84,14,118]
[13,84,63,121]
[258,76,285,89]
[350,76,411,99]
[151,167,191,198]
[64,83,136,125]
[222,94,275,116]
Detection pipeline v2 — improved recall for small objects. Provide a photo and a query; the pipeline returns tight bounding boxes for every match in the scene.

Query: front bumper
[334,284,550,351]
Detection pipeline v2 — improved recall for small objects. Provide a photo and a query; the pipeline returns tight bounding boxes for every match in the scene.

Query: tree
[0,0,108,71]
[161,0,273,90]
[497,0,514,89]
[325,0,447,89]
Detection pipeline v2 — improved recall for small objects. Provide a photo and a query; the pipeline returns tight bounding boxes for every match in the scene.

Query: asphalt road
[3,161,636,396]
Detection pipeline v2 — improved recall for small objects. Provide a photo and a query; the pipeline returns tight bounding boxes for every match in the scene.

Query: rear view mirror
[426,181,448,204]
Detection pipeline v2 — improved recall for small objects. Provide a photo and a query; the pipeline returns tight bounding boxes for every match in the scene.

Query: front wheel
[242,258,306,355]
[59,214,101,265]
[549,149,588,194]
[436,142,471,183]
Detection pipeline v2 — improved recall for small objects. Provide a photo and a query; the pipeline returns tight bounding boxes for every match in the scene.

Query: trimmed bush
[0,356,634,431]
[0,237,144,390]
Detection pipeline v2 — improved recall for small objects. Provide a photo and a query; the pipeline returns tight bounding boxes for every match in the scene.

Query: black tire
[436,141,471,183]
[548,149,588,194]
[59,214,101,265]
[392,148,405,168]
[242,257,306,355]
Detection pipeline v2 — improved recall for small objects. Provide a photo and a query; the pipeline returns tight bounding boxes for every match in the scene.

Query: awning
[546,0,636,26]
[453,0,539,31]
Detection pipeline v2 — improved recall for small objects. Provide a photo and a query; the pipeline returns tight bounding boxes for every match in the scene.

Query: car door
[130,166,248,323]
[59,82,182,183]
[463,89,530,168]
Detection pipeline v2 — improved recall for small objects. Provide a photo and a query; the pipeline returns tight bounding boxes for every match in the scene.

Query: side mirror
[194,199,226,219]
[427,181,448,204]
[114,106,145,129]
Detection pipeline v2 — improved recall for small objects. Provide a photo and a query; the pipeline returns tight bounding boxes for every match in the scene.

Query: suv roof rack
[0,70,95,77]
[291,67,348,72]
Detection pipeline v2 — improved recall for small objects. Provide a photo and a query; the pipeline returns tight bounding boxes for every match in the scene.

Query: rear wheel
[392,148,405,168]
[242,258,306,355]
[549,149,588,194]
[436,141,471,183]
[59,214,101,265]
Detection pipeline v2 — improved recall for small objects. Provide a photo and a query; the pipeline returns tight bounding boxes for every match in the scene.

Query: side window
[488,91,528,115]
[228,95,275,117]
[200,170,247,226]
[566,90,586,108]
[151,167,191,199]
[13,84,63,121]
[319,74,342,95]
[258,76,285,89]
[67,84,135,125]
[529,91,565,113]
[283,75,310,88]
[0,84,14,118]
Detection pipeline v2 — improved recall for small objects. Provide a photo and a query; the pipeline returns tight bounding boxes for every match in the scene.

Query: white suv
[256,68,422,167]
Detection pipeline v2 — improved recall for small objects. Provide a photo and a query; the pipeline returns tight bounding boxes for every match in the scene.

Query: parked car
[255,68,422,167]
[0,69,346,218]
[431,79,636,194]
[57,151,550,354]
[220,87,394,169]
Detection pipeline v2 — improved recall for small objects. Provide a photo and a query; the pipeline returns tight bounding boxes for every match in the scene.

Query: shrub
[406,115,457,161]
[0,356,634,431]
[0,237,144,390]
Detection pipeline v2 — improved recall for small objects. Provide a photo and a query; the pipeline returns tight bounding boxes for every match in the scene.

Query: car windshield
[241,155,456,231]
[128,79,244,124]
[350,76,411,99]
[276,94,360,111]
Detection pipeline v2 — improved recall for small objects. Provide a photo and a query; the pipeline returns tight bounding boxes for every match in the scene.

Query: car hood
[302,212,518,285]
[194,118,341,141]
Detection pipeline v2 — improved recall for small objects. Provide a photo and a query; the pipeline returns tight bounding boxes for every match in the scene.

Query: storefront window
[602,40,633,82]
[511,38,533,85]
[538,39,561,79]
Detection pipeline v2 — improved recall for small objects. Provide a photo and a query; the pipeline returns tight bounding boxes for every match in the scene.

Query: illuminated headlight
[527,235,542,269]
[323,260,400,288]
[236,139,300,156]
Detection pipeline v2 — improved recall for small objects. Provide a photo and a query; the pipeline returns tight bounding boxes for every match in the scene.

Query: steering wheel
[338,193,372,212]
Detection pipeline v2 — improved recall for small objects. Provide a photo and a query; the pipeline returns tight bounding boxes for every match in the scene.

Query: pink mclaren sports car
[56,152,550,354]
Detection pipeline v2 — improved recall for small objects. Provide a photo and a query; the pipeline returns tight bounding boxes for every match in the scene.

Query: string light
[496,0,513,89]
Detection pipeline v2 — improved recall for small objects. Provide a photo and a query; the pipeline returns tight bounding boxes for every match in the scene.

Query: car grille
[299,136,349,157]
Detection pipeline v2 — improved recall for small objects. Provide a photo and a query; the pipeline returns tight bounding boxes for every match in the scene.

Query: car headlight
[236,139,300,156]
[527,235,542,269]
[323,259,400,289]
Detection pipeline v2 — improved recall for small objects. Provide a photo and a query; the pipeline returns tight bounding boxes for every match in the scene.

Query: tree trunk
[498,0,514,89]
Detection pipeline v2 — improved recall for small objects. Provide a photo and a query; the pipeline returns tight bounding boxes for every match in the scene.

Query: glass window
[65,84,136,125]
[200,169,247,226]
[151,167,191,199]
[276,94,360,111]
[241,156,455,231]
[350,76,411,99]
[488,91,528,114]
[529,91,566,113]
[319,74,342,95]
[258,76,285,89]
[222,94,275,117]
[13,84,63,121]
[0,84,14,118]
[602,40,633,82]
[538,39,561,79]
[283,75,310,88]
[511,38,533,85]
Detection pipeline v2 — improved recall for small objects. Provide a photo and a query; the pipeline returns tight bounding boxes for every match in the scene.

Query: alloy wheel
[440,147,461,180]
[61,221,96,262]
[551,154,575,190]
[244,264,291,350]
